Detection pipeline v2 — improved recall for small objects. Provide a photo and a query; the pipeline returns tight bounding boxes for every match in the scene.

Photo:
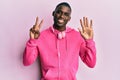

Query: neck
[53,24,66,31]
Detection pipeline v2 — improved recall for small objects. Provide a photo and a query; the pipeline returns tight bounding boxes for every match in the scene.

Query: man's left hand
[78,17,94,40]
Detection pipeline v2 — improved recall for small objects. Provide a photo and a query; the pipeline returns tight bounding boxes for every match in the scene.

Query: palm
[78,17,93,40]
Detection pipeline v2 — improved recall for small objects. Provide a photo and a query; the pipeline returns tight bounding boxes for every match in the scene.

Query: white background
[0,0,120,80]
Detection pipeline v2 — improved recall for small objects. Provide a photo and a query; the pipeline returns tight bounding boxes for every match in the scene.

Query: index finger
[35,16,39,26]
[80,19,85,32]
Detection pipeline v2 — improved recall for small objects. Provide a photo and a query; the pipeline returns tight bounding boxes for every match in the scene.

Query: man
[23,2,96,80]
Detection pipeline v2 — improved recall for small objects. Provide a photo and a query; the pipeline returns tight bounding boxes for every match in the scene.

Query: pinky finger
[90,20,93,28]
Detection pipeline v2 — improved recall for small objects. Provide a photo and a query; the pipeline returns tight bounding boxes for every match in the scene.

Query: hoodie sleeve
[79,39,96,68]
[23,39,39,66]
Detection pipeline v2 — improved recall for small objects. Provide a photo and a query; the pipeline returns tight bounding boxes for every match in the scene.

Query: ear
[52,11,55,16]
[68,16,71,21]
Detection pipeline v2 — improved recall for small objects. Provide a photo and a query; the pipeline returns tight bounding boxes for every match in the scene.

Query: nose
[60,13,64,18]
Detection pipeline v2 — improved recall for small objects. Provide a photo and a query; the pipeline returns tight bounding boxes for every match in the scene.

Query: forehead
[55,5,71,13]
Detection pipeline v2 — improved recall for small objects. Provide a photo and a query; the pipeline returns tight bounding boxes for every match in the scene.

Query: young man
[23,2,96,80]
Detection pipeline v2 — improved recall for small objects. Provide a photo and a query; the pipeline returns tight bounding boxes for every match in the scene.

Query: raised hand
[30,17,43,39]
[78,17,94,40]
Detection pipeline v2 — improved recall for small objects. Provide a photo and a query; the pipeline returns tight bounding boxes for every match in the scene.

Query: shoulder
[67,27,80,36]
[40,27,52,35]
[67,27,84,41]
[37,27,52,40]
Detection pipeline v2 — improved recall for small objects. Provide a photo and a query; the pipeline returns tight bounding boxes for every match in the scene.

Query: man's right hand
[30,17,43,39]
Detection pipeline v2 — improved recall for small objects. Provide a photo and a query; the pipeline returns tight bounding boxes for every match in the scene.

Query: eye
[64,13,70,16]
[56,10,61,14]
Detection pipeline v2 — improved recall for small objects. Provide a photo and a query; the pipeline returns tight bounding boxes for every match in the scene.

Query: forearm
[23,39,38,66]
[80,39,96,68]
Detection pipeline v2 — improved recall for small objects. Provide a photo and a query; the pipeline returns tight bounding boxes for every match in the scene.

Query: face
[53,5,71,29]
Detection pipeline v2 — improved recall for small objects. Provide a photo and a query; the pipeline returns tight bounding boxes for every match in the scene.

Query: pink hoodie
[23,26,96,80]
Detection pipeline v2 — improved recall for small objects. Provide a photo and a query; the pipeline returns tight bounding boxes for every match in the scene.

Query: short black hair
[55,2,72,12]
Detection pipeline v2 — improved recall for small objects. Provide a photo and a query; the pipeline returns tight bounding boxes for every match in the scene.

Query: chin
[57,23,66,27]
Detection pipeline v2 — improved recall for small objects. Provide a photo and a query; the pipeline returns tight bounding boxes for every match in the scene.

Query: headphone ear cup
[58,32,62,39]
[51,27,66,39]
[58,32,66,39]
[62,31,66,38]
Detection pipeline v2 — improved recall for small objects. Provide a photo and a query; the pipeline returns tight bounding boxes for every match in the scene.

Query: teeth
[58,19,64,23]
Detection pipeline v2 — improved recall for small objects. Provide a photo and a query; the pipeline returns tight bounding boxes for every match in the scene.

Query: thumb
[78,28,82,33]
[78,28,84,36]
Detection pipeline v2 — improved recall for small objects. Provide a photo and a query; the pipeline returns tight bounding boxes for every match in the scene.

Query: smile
[58,19,64,23]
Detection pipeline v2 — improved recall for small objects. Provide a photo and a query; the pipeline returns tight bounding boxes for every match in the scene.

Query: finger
[78,27,81,32]
[35,30,40,34]
[38,19,44,29]
[32,25,36,29]
[35,16,39,26]
[30,27,40,34]
[30,30,34,39]
[30,28,35,33]
[90,19,93,28]
[78,28,84,36]
[80,19,83,27]
[80,19,85,32]
[86,17,89,27]
[83,17,86,27]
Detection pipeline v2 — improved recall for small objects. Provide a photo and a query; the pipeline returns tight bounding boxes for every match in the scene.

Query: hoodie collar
[50,26,73,33]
